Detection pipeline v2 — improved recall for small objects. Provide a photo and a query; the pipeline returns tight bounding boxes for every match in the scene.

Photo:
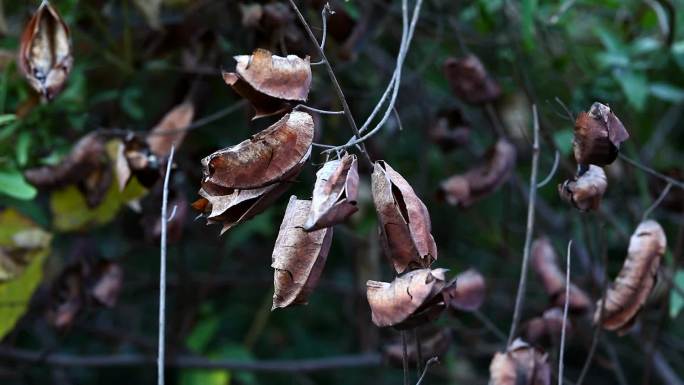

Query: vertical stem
[558,240,572,385]
[401,331,409,385]
[507,105,540,345]
[158,146,175,385]
[414,328,423,378]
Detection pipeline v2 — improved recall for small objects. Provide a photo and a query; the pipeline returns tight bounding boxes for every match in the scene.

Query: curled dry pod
[531,237,591,313]
[114,135,160,190]
[441,268,486,311]
[489,339,551,385]
[223,49,311,118]
[428,108,470,152]
[573,102,629,166]
[366,268,447,328]
[595,220,666,333]
[438,139,516,208]
[271,196,333,310]
[19,1,73,100]
[147,101,195,158]
[559,165,607,212]
[304,154,359,231]
[443,54,501,105]
[89,261,123,308]
[371,161,438,274]
[202,111,313,189]
[523,308,571,346]
[384,327,452,367]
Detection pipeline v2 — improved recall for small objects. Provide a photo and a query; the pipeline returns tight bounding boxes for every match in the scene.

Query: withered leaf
[438,139,516,208]
[489,339,551,385]
[384,327,452,367]
[559,165,607,212]
[441,268,486,311]
[595,220,666,333]
[114,135,160,190]
[223,71,290,119]
[573,102,629,166]
[49,263,84,329]
[304,154,359,231]
[272,197,333,310]
[202,111,313,189]
[0,228,52,282]
[366,268,447,328]
[89,261,123,308]
[531,237,591,313]
[372,161,438,274]
[443,54,501,105]
[19,1,73,100]
[147,102,195,158]
[523,308,571,346]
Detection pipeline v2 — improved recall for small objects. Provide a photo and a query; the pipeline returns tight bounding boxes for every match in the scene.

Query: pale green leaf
[670,269,684,318]
[0,170,37,200]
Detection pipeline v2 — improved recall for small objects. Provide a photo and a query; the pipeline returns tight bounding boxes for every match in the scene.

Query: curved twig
[558,240,572,385]
[158,146,175,385]
[538,150,560,188]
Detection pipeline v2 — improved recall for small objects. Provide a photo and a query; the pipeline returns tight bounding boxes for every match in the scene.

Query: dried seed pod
[202,111,313,189]
[573,102,629,166]
[384,327,452,367]
[441,268,486,311]
[366,268,447,328]
[595,220,666,333]
[489,339,551,385]
[559,165,607,212]
[443,54,501,105]
[89,261,123,308]
[49,263,84,329]
[523,308,572,346]
[438,139,516,208]
[147,102,195,158]
[114,135,160,190]
[428,109,470,152]
[531,237,591,313]
[304,154,359,231]
[272,197,333,310]
[371,161,438,274]
[19,1,73,100]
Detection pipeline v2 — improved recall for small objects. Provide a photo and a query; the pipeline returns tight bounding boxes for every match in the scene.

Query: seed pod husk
[443,54,501,105]
[489,339,551,385]
[371,161,438,274]
[523,308,572,346]
[304,154,359,231]
[595,220,666,333]
[272,197,333,310]
[441,268,486,311]
[428,109,470,151]
[559,165,607,212]
[573,102,629,166]
[19,1,73,100]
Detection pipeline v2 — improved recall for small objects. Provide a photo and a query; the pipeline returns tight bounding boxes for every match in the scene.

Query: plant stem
[158,146,175,385]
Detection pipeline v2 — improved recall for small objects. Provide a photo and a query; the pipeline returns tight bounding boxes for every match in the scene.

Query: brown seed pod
[18,1,73,100]
[371,161,438,274]
[114,135,160,190]
[443,54,501,105]
[304,154,359,231]
[489,339,551,385]
[558,165,607,212]
[438,139,516,208]
[384,327,452,367]
[573,102,629,166]
[147,102,195,158]
[272,197,333,310]
[523,308,572,346]
[89,261,123,308]
[595,220,666,333]
[202,111,313,190]
[428,109,470,152]
[441,268,486,311]
[531,237,592,313]
[366,268,447,329]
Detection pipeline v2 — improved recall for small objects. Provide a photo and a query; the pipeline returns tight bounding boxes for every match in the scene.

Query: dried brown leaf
[595,220,666,333]
[90,262,123,308]
[147,102,195,158]
[222,71,290,119]
[235,48,311,102]
[442,268,486,311]
[272,197,333,310]
[443,54,501,105]
[559,165,607,212]
[489,339,551,385]
[573,102,629,166]
[304,154,359,231]
[428,109,470,152]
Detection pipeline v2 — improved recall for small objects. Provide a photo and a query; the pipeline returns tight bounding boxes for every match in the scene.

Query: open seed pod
[573,102,629,166]
[202,111,313,189]
[428,108,470,152]
[19,1,73,100]
[88,261,123,308]
[531,237,591,313]
[223,49,311,118]
[595,220,666,333]
[443,54,501,105]
[523,308,571,346]
[384,327,452,367]
[366,268,448,329]
[304,154,359,231]
[558,165,607,212]
[489,339,551,385]
[441,268,486,311]
[272,197,333,310]
[114,135,160,190]
[371,161,438,274]
[438,139,516,208]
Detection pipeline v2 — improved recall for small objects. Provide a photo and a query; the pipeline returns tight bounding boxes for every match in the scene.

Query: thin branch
[619,153,684,190]
[472,310,507,343]
[415,357,439,385]
[319,3,332,51]
[538,150,560,188]
[414,329,423,378]
[401,331,409,385]
[158,146,175,385]
[642,182,673,220]
[507,104,540,346]
[294,104,345,115]
[558,240,573,385]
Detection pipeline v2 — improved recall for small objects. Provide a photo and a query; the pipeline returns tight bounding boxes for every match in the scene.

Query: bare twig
[472,310,507,343]
[401,331,409,385]
[158,146,175,385]
[294,104,345,115]
[619,153,684,190]
[537,150,560,188]
[642,182,673,220]
[415,357,439,385]
[507,104,541,345]
[414,329,423,378]
[558,240,573,385]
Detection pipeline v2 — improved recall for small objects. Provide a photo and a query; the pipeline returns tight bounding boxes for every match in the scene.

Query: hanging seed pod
[272,197,333,310]
[443,54,501,105]
[366,268,447,329]
[595,220,666,333]
[558,165,607,212]
[441,268,486,311]
[19,1,73,100]
[89,261,123,308]
[523,308,572,346]
[371,161,438,274]
[428,108,470,152]
[304,154,359,231]
[573,102,629,166]
[438,139,516,208]
[531,237,591,313]
[489,339,551,385]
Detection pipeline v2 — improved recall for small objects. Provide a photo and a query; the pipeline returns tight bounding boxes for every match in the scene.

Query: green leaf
[15,132,31,167]
[521,0,537,50]
[670,269,684,318]
[187,316,220,353]
[616,71,649,111]
[0,114,16,126]
[0,170,37,200]
[552,128,574,156]
[650,83,684,103]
